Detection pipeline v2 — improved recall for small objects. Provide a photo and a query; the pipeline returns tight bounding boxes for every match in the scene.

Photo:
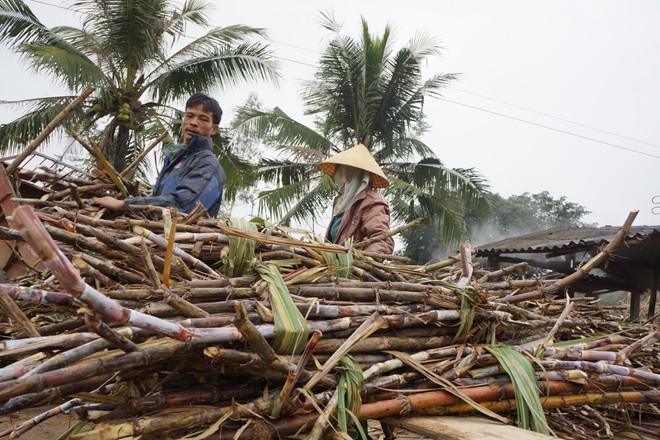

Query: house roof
[475,225,660,256]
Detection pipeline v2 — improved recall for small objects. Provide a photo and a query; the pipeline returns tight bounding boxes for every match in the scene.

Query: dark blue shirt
[127,136,225,216]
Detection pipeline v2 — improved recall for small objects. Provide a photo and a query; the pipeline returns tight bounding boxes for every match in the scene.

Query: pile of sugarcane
[0,172,658,439]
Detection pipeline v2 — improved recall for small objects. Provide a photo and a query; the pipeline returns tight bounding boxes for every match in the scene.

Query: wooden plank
[382,416,555,440]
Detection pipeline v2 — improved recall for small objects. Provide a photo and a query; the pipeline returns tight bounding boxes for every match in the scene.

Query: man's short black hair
[186,93,223,125]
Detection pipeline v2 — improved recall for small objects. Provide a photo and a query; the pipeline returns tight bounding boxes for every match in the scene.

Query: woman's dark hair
[186,93,223,125]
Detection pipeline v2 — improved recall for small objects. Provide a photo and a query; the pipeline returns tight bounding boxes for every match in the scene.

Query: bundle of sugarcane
[0,179,658,439]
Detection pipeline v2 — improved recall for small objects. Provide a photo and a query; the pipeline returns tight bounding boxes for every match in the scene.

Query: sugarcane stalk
[456,242,473,288]
[58,208,218,233]
[620,329,658,359]
[133,225,220,278]
[478,262,529,282]
[74,252,150,285]
[40,221,127,261]
[416,389,660,416]
[58,217,186,279]
[43,183,116,202]
[30,317,86,337]
[0,288,41,338]
[304,312,388,392]
[538,359,660,384]
[314,335,451,353]
[0,374,113,419]
[271,330,322,418]
[217,222,347,254]
[0,333,101,363]
[84,313,139,353]
[23,329,143,379]
[6,397,84,439]
[11,205,198,342]
[72,255,123,290]
[69,183,82,208]
[354,218,423,250]
[128,382,264,415]
[162,215,176,286]
[306,387,340,440]
[0,339,193,402]
[233,299,296,375]
[539,293,574,350]
[414,255,460,274]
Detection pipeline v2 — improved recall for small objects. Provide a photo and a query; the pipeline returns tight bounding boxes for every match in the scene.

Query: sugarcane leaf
[387,350,508,423]
[223,217,258,277]
[56,420,87,439]
[337,355,365,438]
[552,331,628,347]
[255,261,309,354]
[485,345,555,436]
[318,240,353,278]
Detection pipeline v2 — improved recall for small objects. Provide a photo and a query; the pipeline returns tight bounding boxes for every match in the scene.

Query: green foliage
[491,191,593,234]
[232,13,493,247]
[486,345,555,436]
[336,355,366,439]
[400,191,593,264]
[0,0,279,173]
[254,262,309,355]
[319,240,354,278]
[223,217,257,277]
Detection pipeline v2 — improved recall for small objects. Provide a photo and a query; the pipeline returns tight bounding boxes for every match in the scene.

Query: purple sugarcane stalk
[11,205,198,342]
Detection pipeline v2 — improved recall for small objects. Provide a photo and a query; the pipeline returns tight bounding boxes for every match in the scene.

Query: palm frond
[20,41,108,91]
[258,157,318,187]
[0,0,51,46]
[233,107,335,155]
[0,96,82,153]
[75,0,169,76]
[216,143,257,204]
[148,42,280,103]
[162,0,211,39]
[373,137,437,163]
[257,175,334,226]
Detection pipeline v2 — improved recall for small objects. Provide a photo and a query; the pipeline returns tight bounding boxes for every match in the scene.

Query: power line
[27,0,74,12]
[448,86,660,149]
[438,97,660,160]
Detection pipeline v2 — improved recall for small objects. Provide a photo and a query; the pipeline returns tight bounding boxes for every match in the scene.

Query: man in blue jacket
[93,93,225,217]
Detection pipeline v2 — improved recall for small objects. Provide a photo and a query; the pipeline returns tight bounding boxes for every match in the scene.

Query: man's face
[182,104,219,144]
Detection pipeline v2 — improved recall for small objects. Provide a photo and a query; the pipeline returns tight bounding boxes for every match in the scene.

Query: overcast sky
[1,0,659,230]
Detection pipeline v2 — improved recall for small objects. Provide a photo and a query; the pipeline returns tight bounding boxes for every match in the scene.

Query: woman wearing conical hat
[318,144,394,254]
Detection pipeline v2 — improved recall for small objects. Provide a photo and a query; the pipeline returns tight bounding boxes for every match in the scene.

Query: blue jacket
[127,136,225,216]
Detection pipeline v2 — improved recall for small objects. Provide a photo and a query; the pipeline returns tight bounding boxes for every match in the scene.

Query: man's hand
[92,196,125,212]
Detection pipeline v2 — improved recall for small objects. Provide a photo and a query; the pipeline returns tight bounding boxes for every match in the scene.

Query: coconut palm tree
[233,12,493,246]
[0,0,279,177]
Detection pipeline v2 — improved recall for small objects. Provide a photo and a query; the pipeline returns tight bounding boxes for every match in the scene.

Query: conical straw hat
[318,144,389,188]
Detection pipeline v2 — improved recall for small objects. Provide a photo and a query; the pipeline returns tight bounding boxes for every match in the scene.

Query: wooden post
[6,86,95,174]
[648,271,657,319]
[629,289,641,321]
[487,255,499,271]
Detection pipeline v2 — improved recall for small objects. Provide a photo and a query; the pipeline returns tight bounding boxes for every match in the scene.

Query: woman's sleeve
[360,201,395,254]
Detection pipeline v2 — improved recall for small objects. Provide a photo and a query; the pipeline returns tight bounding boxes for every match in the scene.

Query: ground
[3,406,78,440]
[4,407,430,439]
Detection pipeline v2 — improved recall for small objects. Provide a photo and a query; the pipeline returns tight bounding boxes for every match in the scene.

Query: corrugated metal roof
[475,225,660,256]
